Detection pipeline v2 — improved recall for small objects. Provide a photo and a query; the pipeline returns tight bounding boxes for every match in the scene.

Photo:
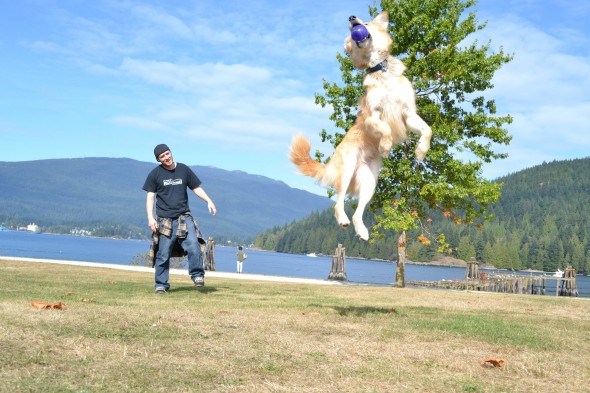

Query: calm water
[1,230,588,297]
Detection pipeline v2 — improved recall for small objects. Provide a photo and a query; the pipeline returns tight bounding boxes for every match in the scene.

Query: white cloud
[128,4,194,39]
[113,54,332,148]
[119,58,272,91]
[110,116,169,130]
[473,8,590,179]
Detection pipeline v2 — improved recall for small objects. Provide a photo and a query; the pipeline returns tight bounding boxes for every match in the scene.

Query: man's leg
[181,221,204,281]
[154,225,176,291]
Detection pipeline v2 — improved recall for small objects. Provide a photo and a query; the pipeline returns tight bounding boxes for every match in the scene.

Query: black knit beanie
[153,144,170,159]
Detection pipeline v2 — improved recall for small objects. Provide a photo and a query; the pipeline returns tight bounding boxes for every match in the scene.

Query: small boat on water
[306,253,317,257]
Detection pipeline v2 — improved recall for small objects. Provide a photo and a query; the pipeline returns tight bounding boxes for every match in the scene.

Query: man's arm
[192,186,217,216]
[146,192,158,232]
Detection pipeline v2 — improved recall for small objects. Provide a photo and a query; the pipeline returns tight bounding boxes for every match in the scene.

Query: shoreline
[0,256,368,287]
[4,231,580,276]
[2,256,588,298]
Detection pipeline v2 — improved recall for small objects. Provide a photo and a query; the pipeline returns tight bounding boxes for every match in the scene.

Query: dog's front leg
[365,114,393,158]
[404,109,432,161]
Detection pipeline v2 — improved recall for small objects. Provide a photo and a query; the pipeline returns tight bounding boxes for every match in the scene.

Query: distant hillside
[255,157,590,274]
[0,158,332,240]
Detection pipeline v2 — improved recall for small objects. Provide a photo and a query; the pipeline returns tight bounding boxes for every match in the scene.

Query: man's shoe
[155,287,167,294]
[192,276,204,287]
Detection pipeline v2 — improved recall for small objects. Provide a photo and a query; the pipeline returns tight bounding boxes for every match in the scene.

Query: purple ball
[351,24,369,43]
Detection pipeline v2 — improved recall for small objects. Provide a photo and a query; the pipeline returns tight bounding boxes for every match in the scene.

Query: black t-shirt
[142,163,202,219]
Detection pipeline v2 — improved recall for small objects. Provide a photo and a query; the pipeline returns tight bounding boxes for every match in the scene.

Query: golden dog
[290,11,432,240]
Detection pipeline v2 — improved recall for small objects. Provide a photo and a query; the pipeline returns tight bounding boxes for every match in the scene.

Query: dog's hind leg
[404,109,432,161]
[334,190,352,229]
[351,163,379,241]
[333,153,357,229]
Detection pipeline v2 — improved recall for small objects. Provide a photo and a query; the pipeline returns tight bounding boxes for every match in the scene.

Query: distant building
[70,228,92,236]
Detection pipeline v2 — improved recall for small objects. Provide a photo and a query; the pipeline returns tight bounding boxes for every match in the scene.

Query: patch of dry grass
[0,259,588,392]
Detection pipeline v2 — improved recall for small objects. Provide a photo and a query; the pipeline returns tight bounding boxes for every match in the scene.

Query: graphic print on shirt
[163,179,183,186]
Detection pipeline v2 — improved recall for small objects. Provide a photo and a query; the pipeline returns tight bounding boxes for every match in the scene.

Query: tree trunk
[396,230,406,287]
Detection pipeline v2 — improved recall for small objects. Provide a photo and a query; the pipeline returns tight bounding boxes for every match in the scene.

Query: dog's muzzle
[349,15,370,47]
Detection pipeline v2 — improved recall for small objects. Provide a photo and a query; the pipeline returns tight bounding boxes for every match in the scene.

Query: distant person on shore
[143,144,217,294]
[236,246,247,273]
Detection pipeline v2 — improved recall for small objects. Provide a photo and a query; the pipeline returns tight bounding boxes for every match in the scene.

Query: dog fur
[289,11,432,240]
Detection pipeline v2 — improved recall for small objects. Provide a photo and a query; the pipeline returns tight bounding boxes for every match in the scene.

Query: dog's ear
[373,11,389,28]
[344,36,353,54]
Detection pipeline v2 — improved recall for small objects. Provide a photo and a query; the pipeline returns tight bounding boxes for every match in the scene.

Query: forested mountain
[255,158,590,274]
[0,158,332,241]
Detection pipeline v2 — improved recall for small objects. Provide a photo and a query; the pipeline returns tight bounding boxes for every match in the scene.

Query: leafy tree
[314,0,512,286]
[569,236,585,272]
[545,238,563,272]
[457,235,476,261]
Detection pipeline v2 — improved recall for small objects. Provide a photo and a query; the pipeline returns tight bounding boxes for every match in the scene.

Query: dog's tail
[289,134,326,181]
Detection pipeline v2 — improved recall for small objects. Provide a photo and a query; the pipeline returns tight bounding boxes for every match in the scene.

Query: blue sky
[1,0,589,196]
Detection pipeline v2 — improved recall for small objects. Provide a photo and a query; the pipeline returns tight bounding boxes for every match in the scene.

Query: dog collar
[367,60,388,74]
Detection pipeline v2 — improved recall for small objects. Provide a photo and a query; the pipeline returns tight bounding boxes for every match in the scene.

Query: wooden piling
[408,268,577,297]
[328,243,347,281]
[558,267,579,297]
[465,257,479,279]
[204,237,216,271]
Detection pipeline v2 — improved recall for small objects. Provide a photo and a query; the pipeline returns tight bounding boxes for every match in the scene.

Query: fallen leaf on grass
[481,358,506,368]
[31,301,66,310]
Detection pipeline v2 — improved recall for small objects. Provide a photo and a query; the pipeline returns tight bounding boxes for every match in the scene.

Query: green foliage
[315,0,512,251]
[428,158,590,273]
[255,158,590,274]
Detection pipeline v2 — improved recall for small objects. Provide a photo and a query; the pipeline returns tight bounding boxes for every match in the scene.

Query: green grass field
[1,259,588,392]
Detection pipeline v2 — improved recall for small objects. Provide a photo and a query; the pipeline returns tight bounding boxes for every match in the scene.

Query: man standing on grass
[143,144,217,294]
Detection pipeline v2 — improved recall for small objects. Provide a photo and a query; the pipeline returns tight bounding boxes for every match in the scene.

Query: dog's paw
[334,207,350,228]
[356,230,369,241]
[353,220,369,240]
[338,218,351,228]
[379,141,393,158]
[415,148,427,162]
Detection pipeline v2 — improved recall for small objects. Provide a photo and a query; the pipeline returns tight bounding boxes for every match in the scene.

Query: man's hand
[208,202,217,216]
[193,187,217,217]
[148,217,159,233]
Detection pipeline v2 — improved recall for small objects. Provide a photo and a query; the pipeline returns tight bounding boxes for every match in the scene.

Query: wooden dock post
[465,257,479,279]
[407,269,571,297]
[328,243,347,281]
[558,267,579,297]
[204,237,216,271]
